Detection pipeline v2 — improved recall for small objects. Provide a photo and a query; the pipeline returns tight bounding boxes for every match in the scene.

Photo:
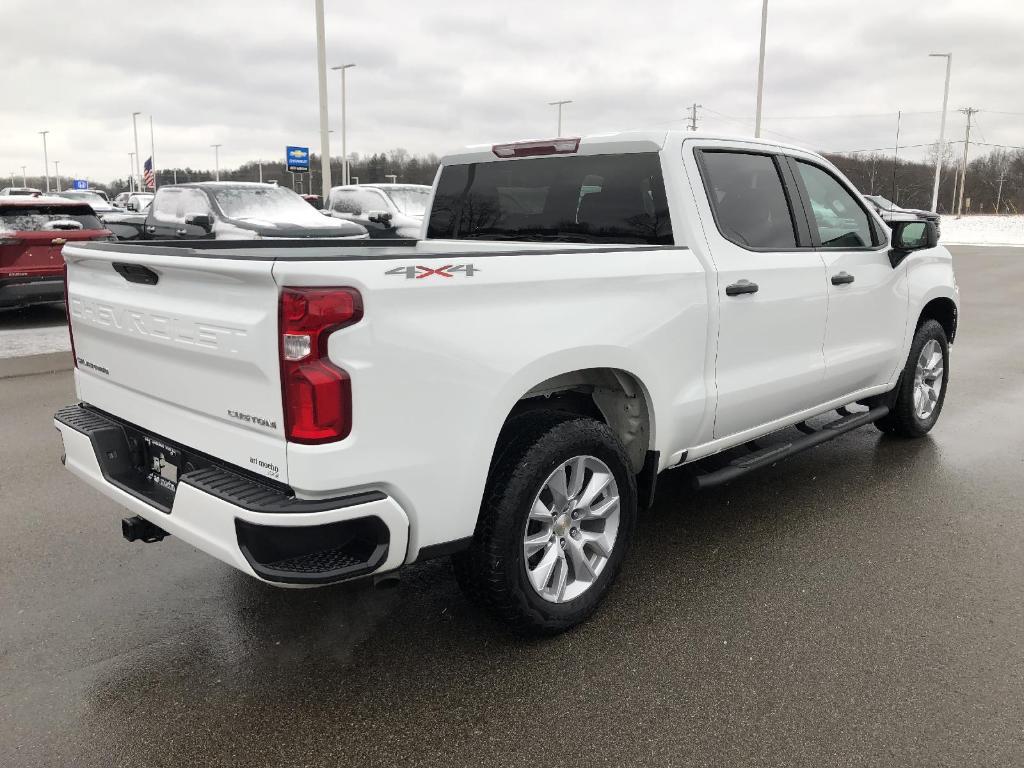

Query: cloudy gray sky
[3,0,1023,184]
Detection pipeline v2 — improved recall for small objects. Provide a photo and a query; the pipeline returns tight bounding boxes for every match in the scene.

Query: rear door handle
[831,271,855,285]
[144,225,156,234]
[725,279,759,296]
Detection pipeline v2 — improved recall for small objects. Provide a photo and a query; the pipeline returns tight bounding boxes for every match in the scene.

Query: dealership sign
[71,179,88,190]
[286,146,310,173]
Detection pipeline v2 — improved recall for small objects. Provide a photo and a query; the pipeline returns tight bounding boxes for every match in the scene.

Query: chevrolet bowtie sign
[285,146,310,173]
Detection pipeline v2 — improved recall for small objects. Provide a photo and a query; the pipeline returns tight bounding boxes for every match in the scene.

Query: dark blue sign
[71,178,88,190]
[286,146,310,173]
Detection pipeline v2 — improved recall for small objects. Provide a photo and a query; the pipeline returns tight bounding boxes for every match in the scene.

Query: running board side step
[690,406,890,491]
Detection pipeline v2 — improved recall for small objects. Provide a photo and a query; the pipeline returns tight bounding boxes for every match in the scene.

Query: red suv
[0,196,111,309]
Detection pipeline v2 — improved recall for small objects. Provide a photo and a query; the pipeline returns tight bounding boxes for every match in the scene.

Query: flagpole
[149,115,157,190]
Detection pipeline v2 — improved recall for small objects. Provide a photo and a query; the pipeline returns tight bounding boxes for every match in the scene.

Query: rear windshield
[0,204,103,231]
[427,152,672,244]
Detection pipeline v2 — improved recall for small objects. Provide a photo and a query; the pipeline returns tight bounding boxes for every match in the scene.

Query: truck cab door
[177,188,217,239]
[688,146,828,439]
[145,188,181,239]
[785,157,908,400]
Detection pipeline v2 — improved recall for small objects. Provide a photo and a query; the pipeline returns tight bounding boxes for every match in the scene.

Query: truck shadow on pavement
[70,431,978,766]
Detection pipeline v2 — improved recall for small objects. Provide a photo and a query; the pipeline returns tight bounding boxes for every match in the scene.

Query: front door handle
[725,279,759,296]
[175,228,188,236]
[831,271,855,285]
[144,225,156,234]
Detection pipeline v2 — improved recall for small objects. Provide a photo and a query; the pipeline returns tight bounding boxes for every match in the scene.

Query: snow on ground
[940,215,1024,247]
[0,324,71,359]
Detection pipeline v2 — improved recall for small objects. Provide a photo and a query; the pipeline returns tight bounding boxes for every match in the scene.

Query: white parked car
[55,131,957,633]
[324,183,430,238]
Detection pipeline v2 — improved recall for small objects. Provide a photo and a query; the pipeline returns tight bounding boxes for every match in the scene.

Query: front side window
[151,189,180,222]
[796,161,874,248]
[698,151,797,249]
[427,152,672,245]
[178,189,211,220]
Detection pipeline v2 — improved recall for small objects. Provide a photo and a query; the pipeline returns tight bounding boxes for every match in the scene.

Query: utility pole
[20,166,27,187]
[131,112,142,192]
[211,144,222,181]
[258,160,263,183]
[173,169,178,184]
[686,103,702,131]
[548,100,573,137]
[995,173,1006,214]
[39,130,50,192]
[891,111,902,205]
[928,53,952,213]
[754,0,769,137]
[53,160,61,192]
[956,107,978,218]
[332,64,356,186]
[314,0,332,199]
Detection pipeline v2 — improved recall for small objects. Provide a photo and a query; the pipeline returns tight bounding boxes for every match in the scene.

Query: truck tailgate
[64,244,288,484]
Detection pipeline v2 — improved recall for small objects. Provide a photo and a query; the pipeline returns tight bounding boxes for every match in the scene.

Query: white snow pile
[0,324,71,359]
[940,215,1024,247]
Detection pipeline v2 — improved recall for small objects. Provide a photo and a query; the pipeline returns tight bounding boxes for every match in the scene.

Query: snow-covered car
[325,183,430,238]
[54,190,116,214]
[0,187,43,196]
[55,132,957,633]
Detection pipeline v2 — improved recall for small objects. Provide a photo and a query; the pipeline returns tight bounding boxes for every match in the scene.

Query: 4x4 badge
[385,264,479,279]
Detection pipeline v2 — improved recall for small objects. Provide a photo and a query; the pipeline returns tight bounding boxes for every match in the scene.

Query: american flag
[143,157,155,189]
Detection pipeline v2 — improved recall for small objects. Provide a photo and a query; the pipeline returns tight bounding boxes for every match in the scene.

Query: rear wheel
[875,319,949,438]
[453,413,637,634]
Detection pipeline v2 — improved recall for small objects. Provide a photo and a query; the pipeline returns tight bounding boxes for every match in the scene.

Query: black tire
[452,411,637,635]
[875,319,949,438]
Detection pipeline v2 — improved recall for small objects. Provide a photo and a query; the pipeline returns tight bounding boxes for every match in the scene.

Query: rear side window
[698,151,797,249]
[0,205,102,232]
[795,161,874,248]
[427,152,672,245]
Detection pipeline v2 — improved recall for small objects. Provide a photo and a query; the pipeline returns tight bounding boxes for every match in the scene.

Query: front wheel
[875,319,949,438]
[453,413,637,635]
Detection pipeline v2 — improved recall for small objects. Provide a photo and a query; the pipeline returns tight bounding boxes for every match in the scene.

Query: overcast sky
[3,0,1023,184]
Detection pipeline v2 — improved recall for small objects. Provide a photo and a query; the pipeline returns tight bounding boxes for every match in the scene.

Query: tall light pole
[128,153,136,192]
[149,114,158,190]
[332,63,356,186]
[211,144,222,181]
[548,100,573,137]
[20,166,27,187]
[314,0,332,199]
[131,112,142,192]
[754,0,769,138]
[928,53,952,213]
[39,131,50,192]
[53,160,61,192]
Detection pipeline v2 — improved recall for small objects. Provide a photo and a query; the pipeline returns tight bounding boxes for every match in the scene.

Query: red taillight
[492,137,581,158]
[279,287,363,444]
[63,261,77,368]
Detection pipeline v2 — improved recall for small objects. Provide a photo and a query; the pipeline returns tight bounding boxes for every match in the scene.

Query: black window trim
[693,147,813,253]
[781,155,887,252]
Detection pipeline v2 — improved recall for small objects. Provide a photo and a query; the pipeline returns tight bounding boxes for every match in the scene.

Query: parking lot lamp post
[53,160,61,192]
[211,144,222,181]
[39,131,50,192]
[20,166,26,187]
[314,0,332,199]
[128,153,136,192]
[131,112,142,192]
[754,0,768,138]
[332,64,356,186]
[548,100,572,137]
[928,53,952,213]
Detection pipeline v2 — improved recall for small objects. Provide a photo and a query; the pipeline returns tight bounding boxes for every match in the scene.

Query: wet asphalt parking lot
[1,245,1022,767]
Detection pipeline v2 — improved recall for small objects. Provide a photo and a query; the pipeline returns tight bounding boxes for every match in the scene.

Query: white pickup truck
[55,131,958,633]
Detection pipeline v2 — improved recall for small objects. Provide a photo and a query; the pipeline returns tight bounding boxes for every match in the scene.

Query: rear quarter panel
[274,246,709,559]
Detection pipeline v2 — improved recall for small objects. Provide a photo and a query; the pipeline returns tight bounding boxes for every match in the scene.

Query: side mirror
[889,220,937,266]
[367,210,393,225]
[185,213,213,231]
[126,199,139,212]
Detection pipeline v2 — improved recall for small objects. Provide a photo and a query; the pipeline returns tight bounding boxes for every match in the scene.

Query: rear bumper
[0,275,64,307]
[54,404,410,585]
